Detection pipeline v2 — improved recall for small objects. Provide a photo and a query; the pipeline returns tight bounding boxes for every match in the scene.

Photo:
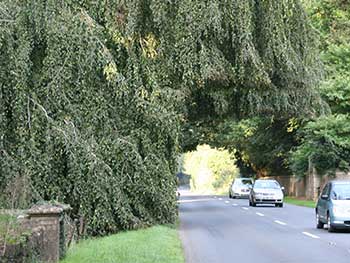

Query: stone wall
[272,170,350,201]
[311,170,350,200]
[273,176,306,198]
[1,204,70,263]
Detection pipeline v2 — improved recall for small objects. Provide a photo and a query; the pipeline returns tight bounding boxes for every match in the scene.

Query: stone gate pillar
[28,205,63,262]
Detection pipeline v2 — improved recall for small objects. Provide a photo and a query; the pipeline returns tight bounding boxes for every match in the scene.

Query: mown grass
[284,197,316,208]
[60,225,184,263]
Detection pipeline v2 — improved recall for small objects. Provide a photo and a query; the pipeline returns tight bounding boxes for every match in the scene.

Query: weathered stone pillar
[313,168,321,200]
[27,205,63,263]
[305,157,321,200]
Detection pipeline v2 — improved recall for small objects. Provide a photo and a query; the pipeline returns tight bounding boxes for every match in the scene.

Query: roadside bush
[0,214,33,263]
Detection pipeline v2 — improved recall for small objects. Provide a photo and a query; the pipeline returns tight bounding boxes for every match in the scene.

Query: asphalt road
[179,194,350,263]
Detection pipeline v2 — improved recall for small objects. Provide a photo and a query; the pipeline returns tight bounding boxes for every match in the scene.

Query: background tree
[216,118,299,177]
[290,0,350,177]
[183,145,238,194]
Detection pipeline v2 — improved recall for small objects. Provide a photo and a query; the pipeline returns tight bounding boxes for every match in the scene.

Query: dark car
[316,181,350,232]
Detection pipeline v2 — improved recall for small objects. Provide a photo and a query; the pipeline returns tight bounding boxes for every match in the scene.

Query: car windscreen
[240,179,252,185]
[254,180,280,189]
[331,184,350,200]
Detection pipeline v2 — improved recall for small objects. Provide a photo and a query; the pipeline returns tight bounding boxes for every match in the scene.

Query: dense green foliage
[290,0,350,177]
[183,145,238,194]
[290,115,350,176]
[0,0,324,235]
[305,0,350,114]
[179,0,325,120]
[177,0,327,177]
[176,0,326,152]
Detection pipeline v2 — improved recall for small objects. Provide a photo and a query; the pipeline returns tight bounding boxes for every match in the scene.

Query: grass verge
[60,225,184,263]
[284,197,316,208]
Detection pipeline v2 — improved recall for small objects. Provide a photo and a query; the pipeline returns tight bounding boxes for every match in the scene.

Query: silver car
[229,178,253,199]
[249,179,284,207]
[316,181,350,232]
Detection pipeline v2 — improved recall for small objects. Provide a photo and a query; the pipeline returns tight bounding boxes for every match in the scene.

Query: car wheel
[327,213,335,232]
[280,203,283,208]
[316,212,324,229]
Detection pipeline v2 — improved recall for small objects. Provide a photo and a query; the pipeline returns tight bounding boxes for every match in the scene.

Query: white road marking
[218,198,223,201]
[232,204,238,206]
[274,220,287,226]
[177,198,215,203]
[302,232,320,239]
[225,201,230,204]
[242,207,249,210]
[256,212,264,217]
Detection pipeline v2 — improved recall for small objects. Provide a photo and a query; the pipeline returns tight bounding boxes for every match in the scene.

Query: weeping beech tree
[176,0,326,119]
[0,0,180,235]
[0,0,324,234]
